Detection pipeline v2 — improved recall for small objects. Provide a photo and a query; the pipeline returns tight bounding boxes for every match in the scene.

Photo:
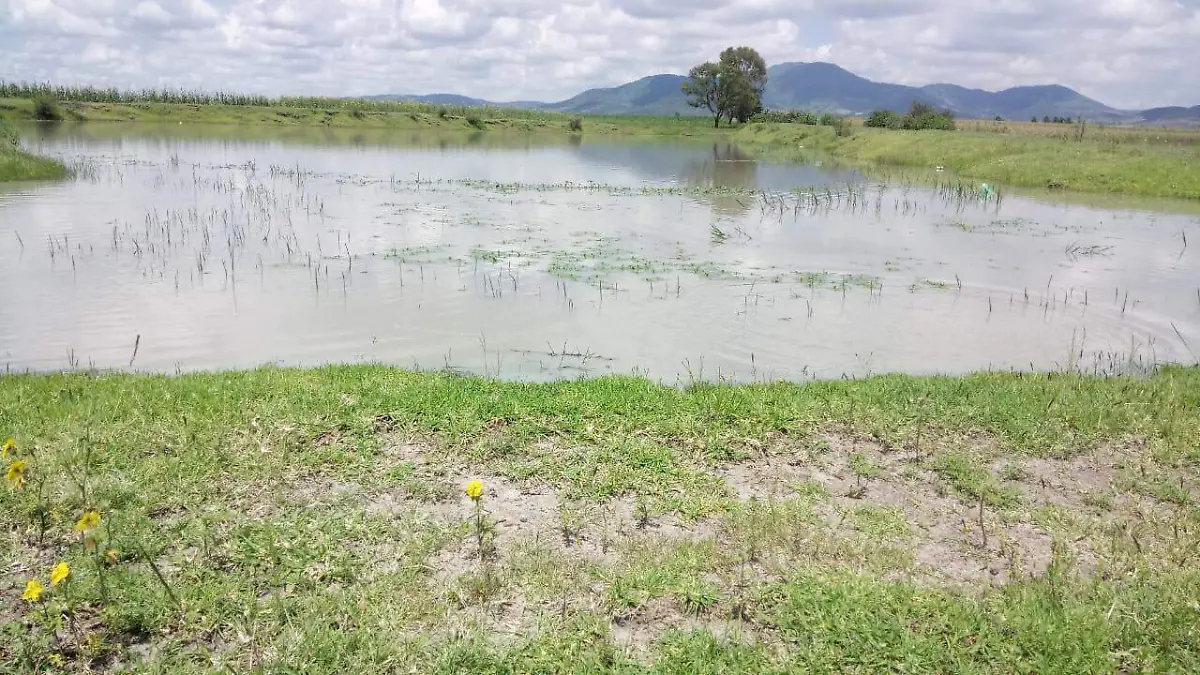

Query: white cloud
[0,0,1197,108]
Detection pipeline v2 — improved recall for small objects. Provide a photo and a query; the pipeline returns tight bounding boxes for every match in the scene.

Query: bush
[865,110,900,128]
[747,109,819,125]
[567,116,583,132]
[465,112,485,129]
[864,103,955,131]
[33,97,63,122]
[899,101,956,131]
[437,107,448,119]
[819,112,837,126]
[832,116,854,137]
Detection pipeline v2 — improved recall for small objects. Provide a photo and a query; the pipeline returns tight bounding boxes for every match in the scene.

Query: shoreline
[3,95,1199,199]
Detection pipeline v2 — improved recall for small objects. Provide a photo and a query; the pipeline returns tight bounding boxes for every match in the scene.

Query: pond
[1,124,1198,382]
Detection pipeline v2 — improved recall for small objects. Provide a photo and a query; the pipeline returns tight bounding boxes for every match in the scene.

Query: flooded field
[1,124,1198,381]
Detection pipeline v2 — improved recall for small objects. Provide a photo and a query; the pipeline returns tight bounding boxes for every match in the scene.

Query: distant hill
[547,74,694,116]
[364,93,549,109]
[1139,105,1200,126]
[372,62,1179,123]
[364,93,495,107]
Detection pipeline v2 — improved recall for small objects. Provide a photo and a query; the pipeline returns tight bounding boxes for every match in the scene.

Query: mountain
[763,62,919,113]
[546,74,693,116]
[371,62,1168,123]
[1139,105,1200,126]
[364,93,549,109]
[364,93,514,107]
[759,63,1125,121]
[918,83,1121,121]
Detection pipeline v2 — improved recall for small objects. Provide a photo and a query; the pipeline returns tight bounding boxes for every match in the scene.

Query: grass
[0,121,68,182]
[736,123,1200,200]
[2,366,1200,671]
[0,144,68,182]
[0,96,720,138]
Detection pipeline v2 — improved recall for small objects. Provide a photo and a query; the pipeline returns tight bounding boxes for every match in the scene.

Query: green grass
[0,97,721,138]
[736,123,1200,200]
[2,367,1200,671]
[0,142,69,182]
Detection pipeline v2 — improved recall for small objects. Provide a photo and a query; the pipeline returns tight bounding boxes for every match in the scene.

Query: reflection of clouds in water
[2,127,1198,379]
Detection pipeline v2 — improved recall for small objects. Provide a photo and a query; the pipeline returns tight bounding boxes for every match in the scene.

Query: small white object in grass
[936,166,945,172]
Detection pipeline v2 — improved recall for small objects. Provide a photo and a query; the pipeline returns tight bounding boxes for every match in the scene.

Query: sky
[2,0,1198,110]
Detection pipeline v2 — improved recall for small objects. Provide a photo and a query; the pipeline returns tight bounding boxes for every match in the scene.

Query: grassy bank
[3,367,1199,672]
[0,122,69,182]
[0,97,719,138]
[737,123,1200,199]
[0,145,68,182]
[6,87,1200,198]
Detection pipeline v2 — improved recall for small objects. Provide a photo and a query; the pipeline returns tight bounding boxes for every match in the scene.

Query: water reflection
[2,124,1196,381]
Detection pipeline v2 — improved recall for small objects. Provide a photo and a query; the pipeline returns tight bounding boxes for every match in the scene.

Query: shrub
[819,112,837,126]
[865,110,900,128]
[747,109,819,125]
[567,116,583,132]
[436,107,448,119]
[899,101,956,131]
[465,112,485,129]
[33,97,63,122]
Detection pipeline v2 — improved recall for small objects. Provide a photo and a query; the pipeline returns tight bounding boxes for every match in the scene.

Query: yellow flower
[22,578,44,602]
[50,562,70,587]
[75,510,101,533]
[1,438,14,458]
[5,460,27,489]
[465,479,484,501]
[105,549,120,565]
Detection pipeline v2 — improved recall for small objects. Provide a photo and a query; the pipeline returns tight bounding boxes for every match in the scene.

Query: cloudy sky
[2,0,1198,109]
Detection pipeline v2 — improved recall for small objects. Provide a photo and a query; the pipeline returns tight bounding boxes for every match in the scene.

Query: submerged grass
[737,124,1200,200]
[2,366,1199,671]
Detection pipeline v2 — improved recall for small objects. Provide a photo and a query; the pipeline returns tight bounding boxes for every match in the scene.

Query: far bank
[734,123,1200,200]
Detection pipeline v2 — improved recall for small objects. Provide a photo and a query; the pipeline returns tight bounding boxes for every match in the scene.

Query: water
[1,124,1197,382]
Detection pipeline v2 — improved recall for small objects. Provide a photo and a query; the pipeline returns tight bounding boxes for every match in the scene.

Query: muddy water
[1,124,1197,381]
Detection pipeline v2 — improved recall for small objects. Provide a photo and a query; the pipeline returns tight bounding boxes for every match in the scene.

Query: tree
[1043,115,1051,123]
[717,46,768,124]
[682,62,722,127]
[1031,116,1038,123]
[865,110,900,128]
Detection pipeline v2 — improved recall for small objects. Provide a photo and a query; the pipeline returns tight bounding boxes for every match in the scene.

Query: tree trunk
[713,113,720,128]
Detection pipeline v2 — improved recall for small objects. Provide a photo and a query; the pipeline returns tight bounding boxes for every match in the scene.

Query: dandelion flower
[465,479,484,500]
[1,438,14,457]
[105,549,120,565]
[50,562,70,587]
[5,460,27,489]
[75,510,101,533]
[22,579,44,602]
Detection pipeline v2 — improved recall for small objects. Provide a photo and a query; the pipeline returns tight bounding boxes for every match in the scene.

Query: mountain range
[372,62,1199,125]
